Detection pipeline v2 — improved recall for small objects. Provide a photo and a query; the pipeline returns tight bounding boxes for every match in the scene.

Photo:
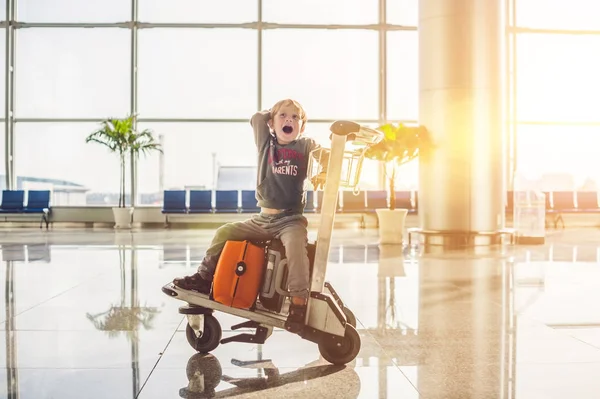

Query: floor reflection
[0,233,599,398]
[87,248,160,338]
[2,245,153,399]
[2,243,52,398]
[179,354,358,398]
[5,258,18,399]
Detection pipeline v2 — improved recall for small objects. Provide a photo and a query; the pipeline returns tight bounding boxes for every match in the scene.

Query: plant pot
[112,207,133,229]
[375,208,408,245]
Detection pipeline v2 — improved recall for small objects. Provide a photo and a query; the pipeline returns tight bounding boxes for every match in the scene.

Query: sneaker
[173,273,212,295]
[285,302,307,334]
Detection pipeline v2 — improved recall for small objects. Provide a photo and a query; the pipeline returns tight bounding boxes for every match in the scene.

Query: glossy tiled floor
[0,227,599,398]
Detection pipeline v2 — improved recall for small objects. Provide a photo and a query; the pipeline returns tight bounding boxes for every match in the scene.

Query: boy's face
[269,104,305,144]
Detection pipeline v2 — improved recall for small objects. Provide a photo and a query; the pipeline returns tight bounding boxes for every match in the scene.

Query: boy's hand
[311,172,327,190]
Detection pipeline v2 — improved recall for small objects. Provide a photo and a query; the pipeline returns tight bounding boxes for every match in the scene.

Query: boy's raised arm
[250,110,272,148]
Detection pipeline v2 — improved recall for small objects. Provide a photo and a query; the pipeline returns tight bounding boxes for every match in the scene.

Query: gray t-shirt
[251,110,323,213]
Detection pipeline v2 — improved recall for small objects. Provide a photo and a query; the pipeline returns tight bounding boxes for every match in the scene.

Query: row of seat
[162,189,600,215]
[161,189,418,215]
[506,191,600,212]
[0,190,52,228]
[509,191,600,229]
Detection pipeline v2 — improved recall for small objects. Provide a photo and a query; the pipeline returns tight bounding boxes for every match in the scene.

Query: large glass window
[136,123,256,200]
[138,0,257,23]
[133,121,378,200]
[263,0,377,24]
[0,29,5,117]
[386,0,418,26]
[516,124,600,190]
[17,0,129,23]
[16,29,130,119]
[516,0,600,30]
[517,34,600,123]
[0,123,5,189]
[394,160,419,190]
[6,0,598,204]
[387,31,418,121]
[138,29,257,119]
[262,30,378,120]
[15,123,126,206]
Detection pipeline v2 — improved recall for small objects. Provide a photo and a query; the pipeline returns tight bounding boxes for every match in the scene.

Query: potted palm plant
[86,114,162,228]
[364,122,430,244]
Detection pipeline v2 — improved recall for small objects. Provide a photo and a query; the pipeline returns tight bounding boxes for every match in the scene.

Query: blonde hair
[270,99,307,125]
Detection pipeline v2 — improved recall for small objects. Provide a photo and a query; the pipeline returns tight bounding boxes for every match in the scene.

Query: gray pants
[198,212,310,298]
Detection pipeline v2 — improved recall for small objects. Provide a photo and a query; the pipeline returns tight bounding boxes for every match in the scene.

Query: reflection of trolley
[162,121,383,365]
[179,353,362,398]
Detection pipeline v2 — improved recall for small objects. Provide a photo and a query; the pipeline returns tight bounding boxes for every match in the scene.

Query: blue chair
[544,191,552,211]
[162,190,187,214]
[162,190,187,226]
[215,190,239,213]
[366,190,387,212]
[304,191,316,213]
[506,191,514,214]
[24,190,51,228]
[315,191,343,213]
[189,190,213,213]
[577,191,600,212]
[0,190,24,213]
[552,191,576,212]
[240,190,260,213]
[341,191,366,213]
[549,191,577,229]
[394,191,413,210]
[316,191,323,212]
[25,190,50,211]
[414,191,419,212]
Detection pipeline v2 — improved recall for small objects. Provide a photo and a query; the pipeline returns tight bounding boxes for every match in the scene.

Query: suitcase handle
[274,259,290,297]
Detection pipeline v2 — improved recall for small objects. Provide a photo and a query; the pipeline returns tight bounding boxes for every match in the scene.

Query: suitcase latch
[235,261,247,276]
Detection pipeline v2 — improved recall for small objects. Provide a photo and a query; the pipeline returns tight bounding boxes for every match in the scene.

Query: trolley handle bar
[330,120,383,146]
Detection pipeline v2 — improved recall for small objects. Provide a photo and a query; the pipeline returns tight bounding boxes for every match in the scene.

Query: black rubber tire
[343,306,357,328]
[318,324,361,365]
[185,315,222,353]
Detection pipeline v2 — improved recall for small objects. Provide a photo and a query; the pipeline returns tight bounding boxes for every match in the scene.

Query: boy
[172,99,327,332]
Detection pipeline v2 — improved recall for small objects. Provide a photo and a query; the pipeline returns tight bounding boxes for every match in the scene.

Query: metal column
[257,0,262,111]
[509,0,517,191]
[378,0,387,189]
[418,0,505,246]
[4,0,15,190]
[130,0,139,206]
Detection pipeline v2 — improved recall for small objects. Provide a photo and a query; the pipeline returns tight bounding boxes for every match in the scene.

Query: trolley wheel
[318,324,361,366]
[343,306,357,328]
[186,315,222,353]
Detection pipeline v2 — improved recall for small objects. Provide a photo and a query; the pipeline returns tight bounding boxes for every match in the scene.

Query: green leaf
[364,122,433,178]
[379,123,396,141]
[85,114,163,158]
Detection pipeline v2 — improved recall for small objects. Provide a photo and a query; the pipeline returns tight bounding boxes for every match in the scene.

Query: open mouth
[282,126,294,134]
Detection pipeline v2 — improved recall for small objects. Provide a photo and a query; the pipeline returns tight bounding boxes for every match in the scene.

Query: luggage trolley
[161,121,383,365]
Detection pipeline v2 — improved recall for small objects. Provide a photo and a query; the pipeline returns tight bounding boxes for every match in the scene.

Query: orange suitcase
[213,240,266,309]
